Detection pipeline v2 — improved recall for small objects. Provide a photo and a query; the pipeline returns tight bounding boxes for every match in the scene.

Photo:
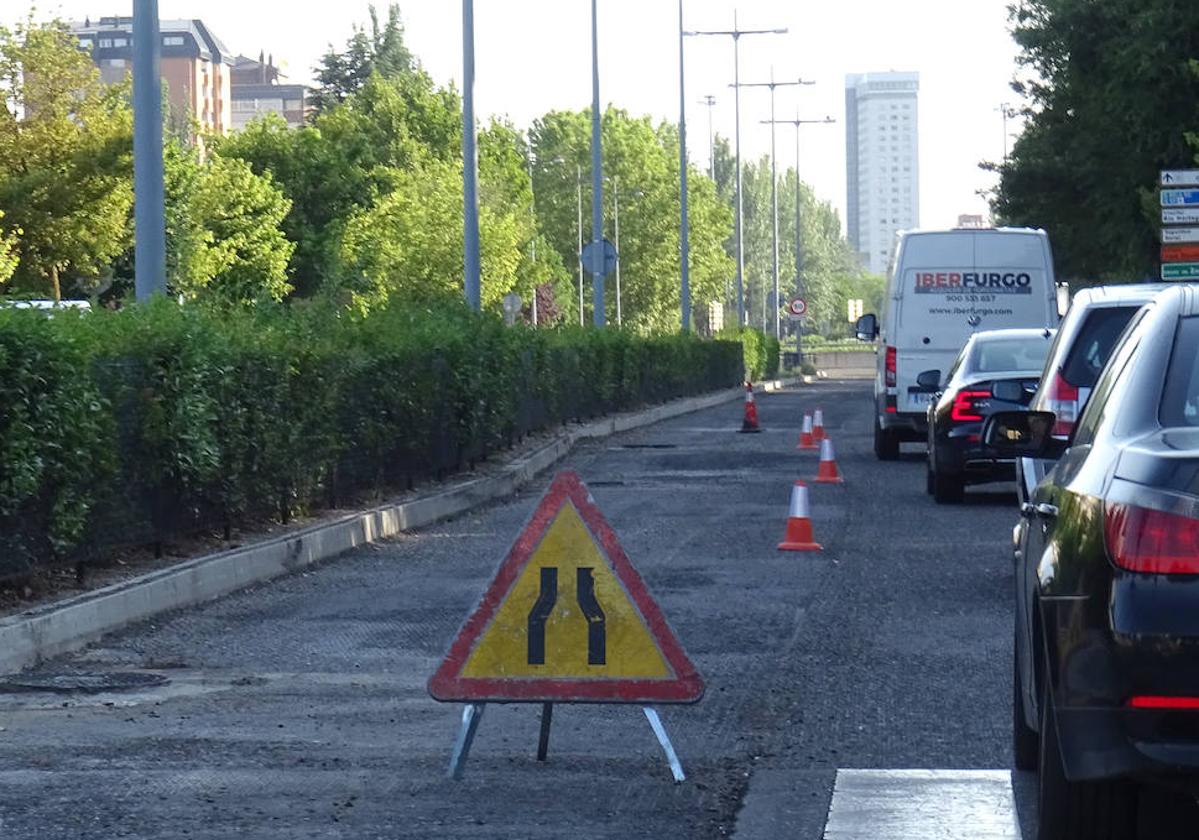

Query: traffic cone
[740,382,762,433]
[812,408,826,442]
[778,481,822,551]
[814,438,844,484]
[797,413,818,450]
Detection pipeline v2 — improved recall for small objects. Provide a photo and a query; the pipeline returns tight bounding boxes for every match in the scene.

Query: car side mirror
[915,369,941,392]
[855,313,878,342]
[992,380,1034,405]
[982,410,1067,458]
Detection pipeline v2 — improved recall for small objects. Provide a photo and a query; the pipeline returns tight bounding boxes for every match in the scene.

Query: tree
[0,211,17,286]
[0,16,133,300]
[310,3,416,114]
[991,0,1199,281]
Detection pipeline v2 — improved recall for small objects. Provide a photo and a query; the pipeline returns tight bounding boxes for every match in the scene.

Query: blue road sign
[581,239,619,277]
[1161,189,1199,207]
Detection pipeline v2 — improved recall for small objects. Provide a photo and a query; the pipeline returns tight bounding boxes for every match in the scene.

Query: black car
[922,328,1054,503]
[986,285,1199,840]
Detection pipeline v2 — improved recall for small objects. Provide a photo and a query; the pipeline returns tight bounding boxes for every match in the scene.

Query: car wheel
[1037,682,1138,840]
[874,422,899,461]
[1013,652,1038,771]
[932,468,964,504]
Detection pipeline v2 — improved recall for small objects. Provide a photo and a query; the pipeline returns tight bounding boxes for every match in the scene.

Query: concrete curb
[0,378,798,675]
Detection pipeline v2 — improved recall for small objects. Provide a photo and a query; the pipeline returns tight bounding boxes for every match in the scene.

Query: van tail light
[1104,502,1199,575]
[885,346,896,388]
[1046,371,1079,439]
[950,390,991,423]
[1127,696,1199,710]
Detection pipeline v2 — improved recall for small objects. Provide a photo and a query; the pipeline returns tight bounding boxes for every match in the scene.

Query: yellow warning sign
[428,470,704,704]
[462,502,669,679]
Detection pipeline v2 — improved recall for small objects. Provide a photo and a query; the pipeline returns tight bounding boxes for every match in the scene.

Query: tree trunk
[50,265,61,302]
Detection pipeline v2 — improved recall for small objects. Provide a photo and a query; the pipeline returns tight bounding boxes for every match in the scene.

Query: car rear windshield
[968,336,1051,374]
[1060,306,1140,388]
[1161,317,1199,427]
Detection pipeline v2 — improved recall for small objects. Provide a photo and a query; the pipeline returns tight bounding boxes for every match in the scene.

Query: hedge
[718,328,780,381]
[0,301,743,579]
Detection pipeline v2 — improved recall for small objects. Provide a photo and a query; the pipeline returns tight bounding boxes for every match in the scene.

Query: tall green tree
[0,211,16,286]
[0,16,133,300]
[310,3,417,114]
[992,0,1199,281]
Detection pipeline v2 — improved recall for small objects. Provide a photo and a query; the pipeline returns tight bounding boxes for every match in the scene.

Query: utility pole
[589,0,605,327]
[132,0,166,302]
[698,95,717,178]
[997,102,1016,163]
[527,147,538,326]
[735,69,813,340]
[677,0,691,332]
[577,164,584,326]
[461,0,481,311]
[613,175,622,326]
[761,114,834,357]
[686,11,788,328]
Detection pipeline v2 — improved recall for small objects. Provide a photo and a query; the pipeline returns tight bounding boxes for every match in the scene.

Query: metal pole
[577,165,584,326]
[614,176,622,326]
[132,0,166,302]
[732,14,744,326]
[700,95,716,179]
[769,73,779,340]
[678,0,691,332]
[461,0,481,311]
[590,0,605,327]
[528,150,538,326]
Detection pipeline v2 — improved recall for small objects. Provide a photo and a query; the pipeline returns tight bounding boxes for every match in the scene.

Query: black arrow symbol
[1164,173,1175,183]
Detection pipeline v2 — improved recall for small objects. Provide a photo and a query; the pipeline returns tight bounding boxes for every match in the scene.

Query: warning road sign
[428,471,704,704]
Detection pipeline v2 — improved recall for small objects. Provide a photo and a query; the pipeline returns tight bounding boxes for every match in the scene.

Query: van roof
[897,226,1046,238]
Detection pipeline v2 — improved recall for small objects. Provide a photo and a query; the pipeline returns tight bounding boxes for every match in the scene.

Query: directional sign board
[787,297,808,318]
[580,239,619,277]
[428,471,704,704]
[1163,208,1199,225]
[1161,227,1199,244]
[1161,189,1199,208]
[1162,262,1199,281]
[1162,170,1199,187]
[1162,244,1199,263]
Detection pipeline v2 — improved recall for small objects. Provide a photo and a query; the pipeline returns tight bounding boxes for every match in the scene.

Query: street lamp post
[685,11,787,328]
[699,95,717,179]
[577,164,584,326]
[734,70,813,340]
[589,0,606,327]
[132,0,166,301]
[677,0,691,332]
[761,114,835,358]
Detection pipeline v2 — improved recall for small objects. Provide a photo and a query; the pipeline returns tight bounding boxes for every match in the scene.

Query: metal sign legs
[446,703,686,783]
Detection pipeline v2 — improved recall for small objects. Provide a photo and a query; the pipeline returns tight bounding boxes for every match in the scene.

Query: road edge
[0,379,795,675]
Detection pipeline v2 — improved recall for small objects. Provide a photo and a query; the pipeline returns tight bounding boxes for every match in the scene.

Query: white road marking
[823,769,1020,840]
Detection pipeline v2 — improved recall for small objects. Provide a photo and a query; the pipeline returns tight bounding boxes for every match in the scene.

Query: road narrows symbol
[527,567,558,665]
[576,568,607,665]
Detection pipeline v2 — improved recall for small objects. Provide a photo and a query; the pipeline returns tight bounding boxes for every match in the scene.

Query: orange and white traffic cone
[812,408,826,442]
[740,382,762,433]
[797,413,818,450]
[814,437,845,484]
[778,481,822,551]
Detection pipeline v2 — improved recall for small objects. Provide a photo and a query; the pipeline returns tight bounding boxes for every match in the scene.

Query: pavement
[0,381,1194,839]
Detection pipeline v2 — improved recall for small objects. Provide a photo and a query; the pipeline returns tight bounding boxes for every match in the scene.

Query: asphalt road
[0,380,1191,838]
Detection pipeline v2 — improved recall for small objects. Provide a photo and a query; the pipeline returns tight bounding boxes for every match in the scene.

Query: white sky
[28,0,1025,230]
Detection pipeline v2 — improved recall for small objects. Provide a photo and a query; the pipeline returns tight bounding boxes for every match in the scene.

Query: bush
[717,327,779,382]
[0,300,741,578]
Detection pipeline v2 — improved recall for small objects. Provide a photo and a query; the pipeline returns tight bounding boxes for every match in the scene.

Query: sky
[27,0,1026,231]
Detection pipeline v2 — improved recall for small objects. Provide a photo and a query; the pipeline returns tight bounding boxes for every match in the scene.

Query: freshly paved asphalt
[1,381,1191,838]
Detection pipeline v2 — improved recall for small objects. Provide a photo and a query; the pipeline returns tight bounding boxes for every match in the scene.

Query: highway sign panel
[1163,208,1199,225]
[428,470,704,704]
[1161,262,1199,281]
[787,297,808,318]
[1163,244,1199,263]
[1161,226,1199,244]
[1161,170,1199,187]
[580,239,619,277]
[1160,189,1199,208]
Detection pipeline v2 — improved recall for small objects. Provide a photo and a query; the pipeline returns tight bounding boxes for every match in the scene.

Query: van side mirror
[992,380,1034,405]
[916,370,941,391]
[855,313,878,341]
[982,411,1067,458]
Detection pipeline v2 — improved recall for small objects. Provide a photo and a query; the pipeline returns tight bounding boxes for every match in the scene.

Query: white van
[855,227,1060,460]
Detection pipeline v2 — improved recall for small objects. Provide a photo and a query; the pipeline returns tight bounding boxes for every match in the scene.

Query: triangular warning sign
[428,471,704,704]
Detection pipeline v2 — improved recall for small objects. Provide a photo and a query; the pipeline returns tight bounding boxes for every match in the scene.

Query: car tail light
[1046,371,1079,439]
[1104,502,1199,575]
[885,346,896,388]
[950,390,991,423]
[1127,696,1199,710]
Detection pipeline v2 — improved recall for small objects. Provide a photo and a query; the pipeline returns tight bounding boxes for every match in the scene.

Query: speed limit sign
[787,297,808,318]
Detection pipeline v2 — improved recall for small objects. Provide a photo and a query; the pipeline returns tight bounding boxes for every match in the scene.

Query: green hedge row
[719,328,780,381]
[0,301,742,579]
